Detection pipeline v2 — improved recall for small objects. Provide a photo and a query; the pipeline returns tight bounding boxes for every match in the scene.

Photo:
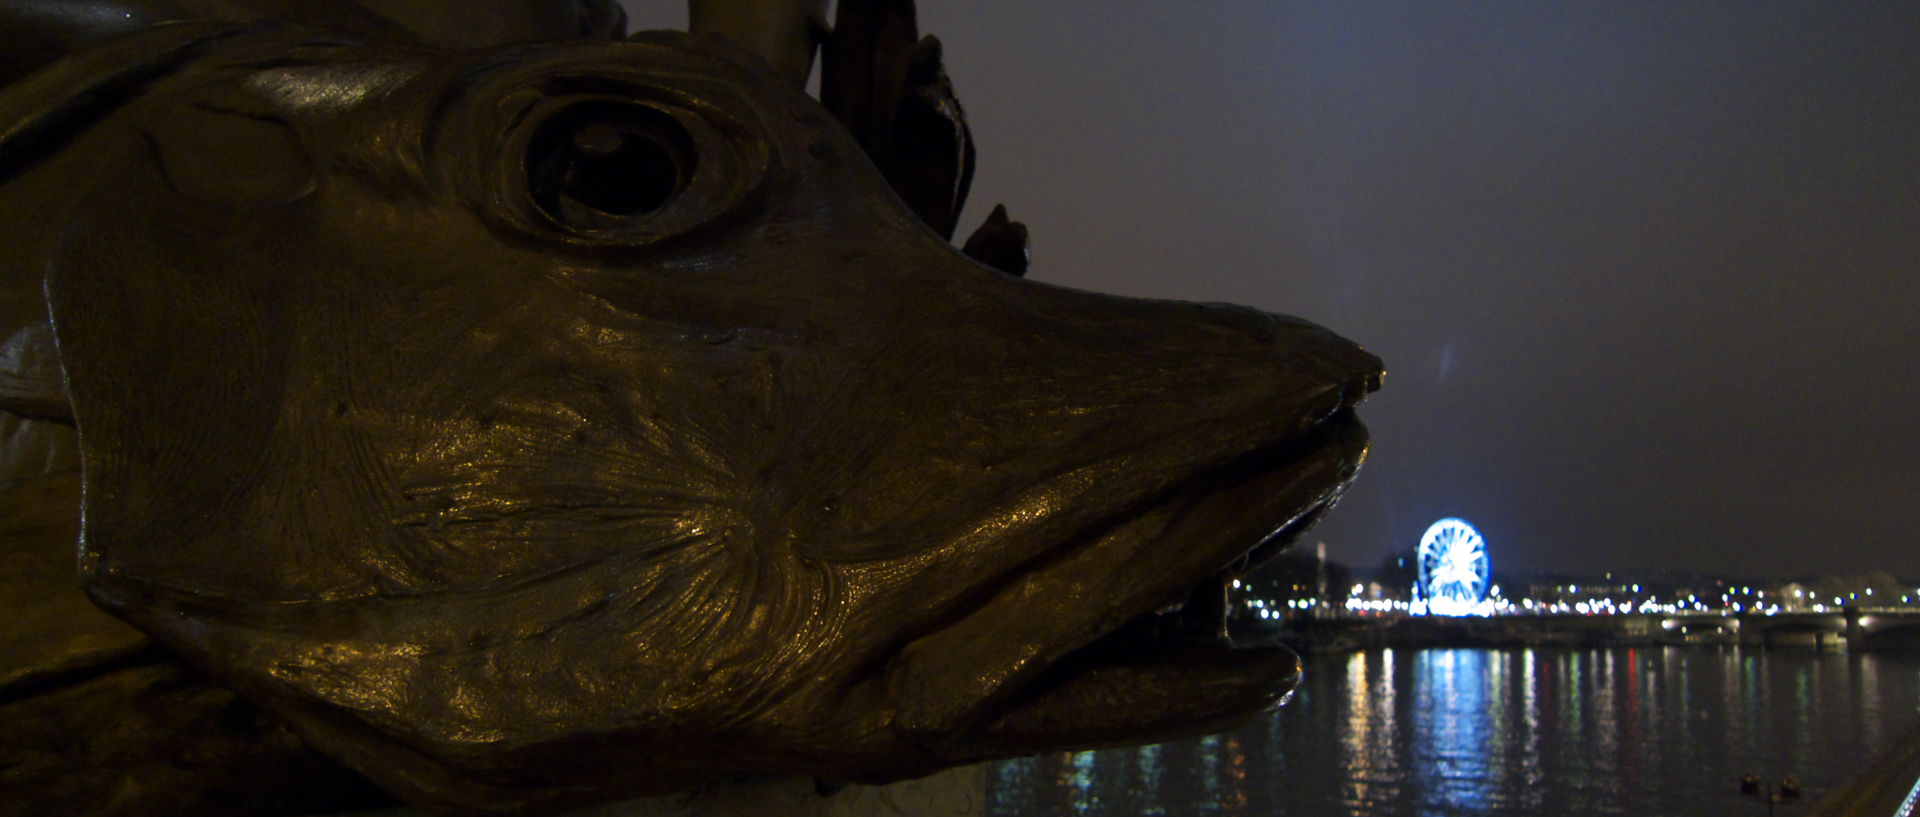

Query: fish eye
[485,81,771,246]
[525,101,699,227]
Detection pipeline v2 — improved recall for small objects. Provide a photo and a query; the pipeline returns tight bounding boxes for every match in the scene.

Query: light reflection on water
[986,648,1920,816]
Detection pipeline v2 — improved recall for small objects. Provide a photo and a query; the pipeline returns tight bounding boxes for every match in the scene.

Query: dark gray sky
[622,2,1920,579]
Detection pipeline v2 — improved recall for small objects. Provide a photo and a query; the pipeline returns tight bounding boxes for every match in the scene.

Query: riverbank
[1809,717,1920,817]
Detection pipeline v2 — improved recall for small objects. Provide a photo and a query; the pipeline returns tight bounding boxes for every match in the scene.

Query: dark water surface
[986,647,1920,816]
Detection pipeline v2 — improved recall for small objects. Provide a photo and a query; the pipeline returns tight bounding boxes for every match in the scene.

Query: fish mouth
[886,383,1374,760]
[973,409,1367,750]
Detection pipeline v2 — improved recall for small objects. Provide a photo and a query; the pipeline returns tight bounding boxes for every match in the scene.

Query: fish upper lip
[1004,368,1380,624]
[1067,408,1368,640]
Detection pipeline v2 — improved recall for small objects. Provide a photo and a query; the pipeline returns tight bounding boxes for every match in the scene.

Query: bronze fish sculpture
[0,1,1381,813]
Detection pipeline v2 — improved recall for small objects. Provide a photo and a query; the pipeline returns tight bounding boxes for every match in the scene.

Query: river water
[985,647,1920,816]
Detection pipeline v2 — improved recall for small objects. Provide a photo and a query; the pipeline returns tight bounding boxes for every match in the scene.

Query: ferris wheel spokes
[1416,518,1490,616]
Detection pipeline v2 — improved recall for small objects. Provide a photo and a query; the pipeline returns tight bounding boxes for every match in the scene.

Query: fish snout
[834,280,1380,758]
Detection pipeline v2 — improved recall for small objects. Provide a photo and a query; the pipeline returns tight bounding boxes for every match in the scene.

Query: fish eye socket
[526,101,697,225]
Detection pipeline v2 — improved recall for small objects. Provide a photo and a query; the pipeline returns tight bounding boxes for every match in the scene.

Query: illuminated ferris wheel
[1417,518,1489,616]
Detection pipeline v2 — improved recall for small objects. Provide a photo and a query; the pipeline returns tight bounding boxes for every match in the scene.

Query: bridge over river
[1283,608,1920,651]
[1658,608,1920,650]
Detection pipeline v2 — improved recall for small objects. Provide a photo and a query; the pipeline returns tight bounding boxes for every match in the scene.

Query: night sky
[622,2,1920,580]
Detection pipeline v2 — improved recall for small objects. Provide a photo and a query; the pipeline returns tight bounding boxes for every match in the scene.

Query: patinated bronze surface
[0,1,1382,814]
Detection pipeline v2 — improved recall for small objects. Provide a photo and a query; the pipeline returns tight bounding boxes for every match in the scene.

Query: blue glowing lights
[1416,518,1491,616]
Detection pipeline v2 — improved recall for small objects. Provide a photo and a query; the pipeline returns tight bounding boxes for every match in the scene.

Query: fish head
[30,27,1380,813]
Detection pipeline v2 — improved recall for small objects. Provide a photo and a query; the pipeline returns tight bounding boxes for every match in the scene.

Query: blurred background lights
[1414,518,1492,617]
